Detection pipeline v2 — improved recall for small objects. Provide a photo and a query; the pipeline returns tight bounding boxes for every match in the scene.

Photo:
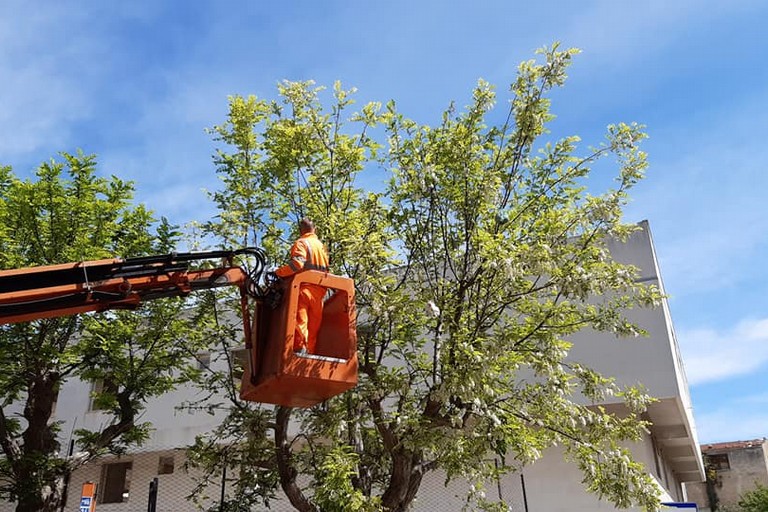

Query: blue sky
[2,0,767,444]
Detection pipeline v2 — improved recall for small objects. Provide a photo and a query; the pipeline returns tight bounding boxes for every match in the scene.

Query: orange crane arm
[0,249,266,343]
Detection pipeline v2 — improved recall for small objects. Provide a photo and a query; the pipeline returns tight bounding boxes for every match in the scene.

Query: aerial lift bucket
[240,270,358,407]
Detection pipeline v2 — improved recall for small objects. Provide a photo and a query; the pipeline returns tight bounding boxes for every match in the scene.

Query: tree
[736,484,768,512]
[0,152,207,512]
[190,44,662,511]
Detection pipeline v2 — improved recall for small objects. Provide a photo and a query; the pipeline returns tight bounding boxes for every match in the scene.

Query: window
[50,390,59,418]
[89,379,117,412]
[196,352,211,370]
[99,462,132,503]
[650,435,662,479]
[708,453,730,471]
[158,455,174,475]
[88,380,104,411]
[229,347,248,382]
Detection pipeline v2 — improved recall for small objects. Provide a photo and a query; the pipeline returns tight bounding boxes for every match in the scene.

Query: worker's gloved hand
[265,270,279,285]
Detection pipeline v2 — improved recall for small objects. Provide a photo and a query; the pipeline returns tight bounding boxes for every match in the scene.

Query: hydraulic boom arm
[0,249,266,342]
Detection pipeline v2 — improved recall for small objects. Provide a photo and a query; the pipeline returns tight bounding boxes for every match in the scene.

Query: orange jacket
[275,232,329,277]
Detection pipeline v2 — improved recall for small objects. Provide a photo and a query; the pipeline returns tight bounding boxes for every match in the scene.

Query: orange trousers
[294,284,325,352]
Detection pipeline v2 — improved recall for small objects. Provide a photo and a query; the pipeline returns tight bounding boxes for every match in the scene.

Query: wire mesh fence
[62,447,201,512]
[54,446,530,511]
[411,469,529,512]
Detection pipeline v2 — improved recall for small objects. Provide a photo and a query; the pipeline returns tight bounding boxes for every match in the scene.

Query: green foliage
[191,77,389,512]
[204,80,389,275]
[0,153,203,512]
[0,151,152,269]
[736,484,768,512]
[186,405,280,510]
[193,43,663,511]
[313,446,382,512]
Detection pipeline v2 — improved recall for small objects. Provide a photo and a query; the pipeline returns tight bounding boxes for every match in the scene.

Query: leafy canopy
[0,153,208,512]
[736,484,768,512]
[191,44,662,512]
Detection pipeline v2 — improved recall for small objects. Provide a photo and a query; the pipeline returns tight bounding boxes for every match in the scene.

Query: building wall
[0,451,207,512]
[519,435,678,512]
[0,221,703,511]
[563,222,703,486]
[50,428,688,511]
[686,440,768,511]
[62,451,211,512]
[257,432,681,511]
[566,221,693,407]
[0,355,232,511]
[54,374,231,459]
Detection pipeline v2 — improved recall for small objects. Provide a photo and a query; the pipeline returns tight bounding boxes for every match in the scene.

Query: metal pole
[219,462,227,512]
[147,477,158,512]
[521,473,529,512]
[59,439,75,512]
[495,458,503,501]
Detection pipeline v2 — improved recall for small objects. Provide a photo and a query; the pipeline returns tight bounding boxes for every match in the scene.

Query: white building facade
[513,220,704,510]
[0,221,705,511]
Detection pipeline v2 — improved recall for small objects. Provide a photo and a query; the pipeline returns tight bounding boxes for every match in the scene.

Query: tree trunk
[274,406,317,512]
[13,372,64,512]
[16,496,48,512]
[399,455,424,512]
[14,475,64,512]
[381,450,425,512]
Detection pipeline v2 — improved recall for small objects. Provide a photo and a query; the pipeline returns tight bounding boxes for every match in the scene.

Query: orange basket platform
[240,270,358,407]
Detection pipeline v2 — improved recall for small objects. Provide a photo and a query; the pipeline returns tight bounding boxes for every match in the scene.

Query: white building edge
[0,220,705,511]
[512,219,705,510]
[402,220,705,510]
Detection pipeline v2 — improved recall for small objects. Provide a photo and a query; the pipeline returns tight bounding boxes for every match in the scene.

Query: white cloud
[0,6,93,155]
[624,82,768,297]
[678,318,768,385]
[560,0,763,59]
[695,399,768,444]
[0,1,168,163]
[738,392,768,405]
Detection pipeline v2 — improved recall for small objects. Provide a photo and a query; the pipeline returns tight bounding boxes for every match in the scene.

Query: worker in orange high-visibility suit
[275,218,330,354]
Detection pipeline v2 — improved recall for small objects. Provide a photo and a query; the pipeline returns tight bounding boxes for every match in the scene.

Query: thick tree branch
[275,406,316,512]
[0,407,21,471]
